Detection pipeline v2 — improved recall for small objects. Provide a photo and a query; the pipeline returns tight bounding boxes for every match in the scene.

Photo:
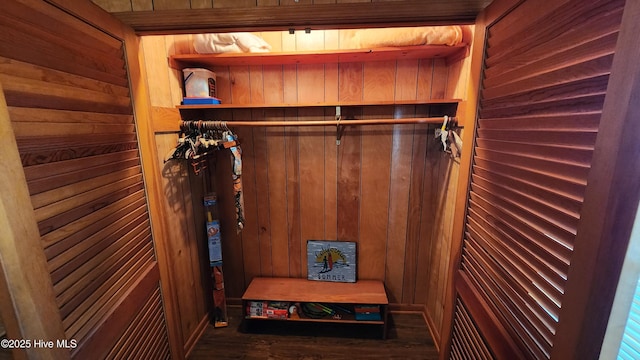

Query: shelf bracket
[335,106,344,146]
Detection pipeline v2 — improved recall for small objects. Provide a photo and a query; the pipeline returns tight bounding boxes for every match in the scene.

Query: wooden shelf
[243,277,388,304]
[169,44,468,68]
[177,99,461,110]
[242,277,389,338]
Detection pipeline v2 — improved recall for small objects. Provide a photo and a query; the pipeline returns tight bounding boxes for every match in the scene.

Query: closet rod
[180,116,454,129]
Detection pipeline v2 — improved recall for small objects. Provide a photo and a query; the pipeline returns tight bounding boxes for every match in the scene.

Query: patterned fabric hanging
[224,131,245,232]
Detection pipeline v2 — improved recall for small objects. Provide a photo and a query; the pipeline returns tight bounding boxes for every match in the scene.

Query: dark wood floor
[188,306,439,360]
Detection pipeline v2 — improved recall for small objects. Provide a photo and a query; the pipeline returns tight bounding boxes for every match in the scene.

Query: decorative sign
[307,240,356,283]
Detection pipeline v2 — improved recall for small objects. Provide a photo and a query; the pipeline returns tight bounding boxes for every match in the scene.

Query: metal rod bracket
[336,106,343,145]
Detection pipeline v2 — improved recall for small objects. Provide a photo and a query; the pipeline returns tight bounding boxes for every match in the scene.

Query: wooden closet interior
[0,0,638,359]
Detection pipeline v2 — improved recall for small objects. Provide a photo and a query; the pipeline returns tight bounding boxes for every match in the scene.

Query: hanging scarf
[224,131,245,232]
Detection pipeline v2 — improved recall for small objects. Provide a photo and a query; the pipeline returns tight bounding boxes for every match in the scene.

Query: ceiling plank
[112,0,492,34]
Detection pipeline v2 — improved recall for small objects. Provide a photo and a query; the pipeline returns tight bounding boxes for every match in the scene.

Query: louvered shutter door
[0,1,171,358]
[450,297,496,360]
[452,0,625,358]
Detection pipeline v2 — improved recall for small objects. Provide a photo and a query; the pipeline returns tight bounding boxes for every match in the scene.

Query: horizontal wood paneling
[97,0,485,34]
[0,1,170,358]
[95,0,489,13]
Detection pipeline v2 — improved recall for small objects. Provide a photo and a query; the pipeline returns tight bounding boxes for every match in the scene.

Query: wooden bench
[241,277,389,339]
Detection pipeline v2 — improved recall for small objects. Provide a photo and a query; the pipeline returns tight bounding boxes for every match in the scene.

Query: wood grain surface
[141,28,467,348]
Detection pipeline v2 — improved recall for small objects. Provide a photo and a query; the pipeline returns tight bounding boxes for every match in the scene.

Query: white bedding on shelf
[192,26,464,54]
[343,26,463,48]
[194,33,272,54]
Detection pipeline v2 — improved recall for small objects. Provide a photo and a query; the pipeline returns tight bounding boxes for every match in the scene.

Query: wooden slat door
[0,0,171,359]
[448,0,625,358]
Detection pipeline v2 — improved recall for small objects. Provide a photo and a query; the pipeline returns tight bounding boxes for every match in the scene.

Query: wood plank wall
[142,36,212,355]
[0,1,170,358]
[142,28,472,345]
[154,133,211,354]
[92,0,467,13]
